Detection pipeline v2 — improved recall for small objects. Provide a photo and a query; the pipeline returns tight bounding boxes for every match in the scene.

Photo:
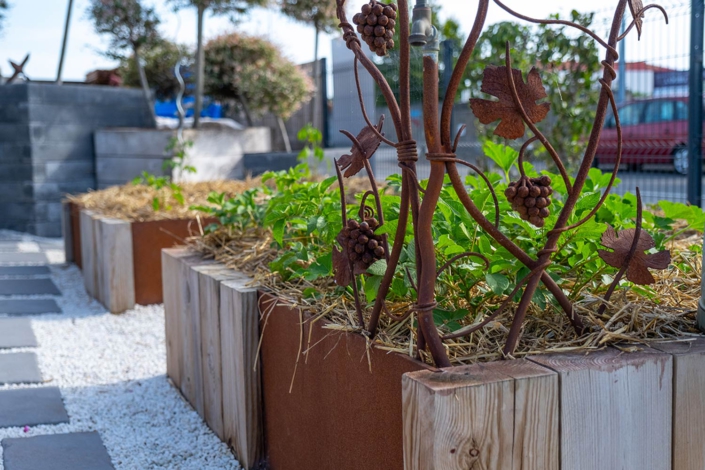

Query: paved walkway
[0,237,115,469]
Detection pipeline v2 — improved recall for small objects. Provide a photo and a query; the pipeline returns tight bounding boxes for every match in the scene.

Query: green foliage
[482,141,518,184]
[297,124,324,163]
[204,32,314,120]
[87,0,161,58]
[194,159,703,329]
[132,171,185,211]
[120,40,194,100]
[279,0,338,33]
[466,11,601,169]
[192,188,266,233]
[163,137,197,178]
[167,0,267,17]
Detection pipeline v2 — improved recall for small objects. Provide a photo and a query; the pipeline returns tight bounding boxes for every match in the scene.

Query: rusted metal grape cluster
[333,0,669,367]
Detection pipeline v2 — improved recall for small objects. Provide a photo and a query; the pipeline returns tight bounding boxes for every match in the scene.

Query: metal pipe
[56,0,74,84]
[617,16,626,105]
[687,0,704,206]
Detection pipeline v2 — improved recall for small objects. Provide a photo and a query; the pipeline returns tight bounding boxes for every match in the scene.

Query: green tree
[204,32,314,150]
[466,11,601,169]
[166,0,268,129]
[120,39,194,100]
[279,0,338,129]
[87,0,161,122]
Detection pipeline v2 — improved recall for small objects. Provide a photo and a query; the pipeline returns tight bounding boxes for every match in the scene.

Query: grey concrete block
[0,253,48,266]
[29,123,92,145]
[0,387,68,428]
[31,223,63,238]
[0,143,32,163]
[32,180,94,201]
[0,103,30,123]
[0,165,32,182]
[0,204,36,221]
[0,299,61,315]
[0,84,29,104]
[0,266,50,276]
[0,352,42,384]
[0,318,37,348]
[244,152,299,176]
[30,140,94,162]
[33,203,63,223]
[2,432,115,470]
[0,183,35,202]
[94,128,172,156]
[35,160,94,183]
[0,124,30,142]
[0,279,59,295]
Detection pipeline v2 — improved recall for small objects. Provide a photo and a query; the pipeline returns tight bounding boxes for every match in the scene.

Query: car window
[644,101,675,123]
[675,101,688,120]
[618,103,644,126]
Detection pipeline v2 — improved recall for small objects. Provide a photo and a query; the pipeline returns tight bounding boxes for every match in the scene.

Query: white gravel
[0,246,241,469]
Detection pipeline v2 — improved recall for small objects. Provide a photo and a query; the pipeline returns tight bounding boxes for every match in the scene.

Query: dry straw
[191,221,703,366]
[67,179,261,222]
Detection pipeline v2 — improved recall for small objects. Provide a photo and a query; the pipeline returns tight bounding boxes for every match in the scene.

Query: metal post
[618,16,627,105]
[688,0,704,206]
[56,0,74,84]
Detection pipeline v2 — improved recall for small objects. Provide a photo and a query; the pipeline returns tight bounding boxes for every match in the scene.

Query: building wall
[0,83,154,237]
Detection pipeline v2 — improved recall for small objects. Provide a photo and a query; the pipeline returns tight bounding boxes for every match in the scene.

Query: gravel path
[0,232,241,470]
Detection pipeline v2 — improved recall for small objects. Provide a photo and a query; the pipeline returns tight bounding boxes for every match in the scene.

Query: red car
[595,97,696,175]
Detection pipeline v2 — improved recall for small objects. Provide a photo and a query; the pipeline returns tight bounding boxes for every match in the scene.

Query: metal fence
[325,0,703,207]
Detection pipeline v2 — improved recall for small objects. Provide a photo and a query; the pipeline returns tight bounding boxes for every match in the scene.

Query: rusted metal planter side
[131,218,214,305]
[63,201,83,268]
[258,292,433,470]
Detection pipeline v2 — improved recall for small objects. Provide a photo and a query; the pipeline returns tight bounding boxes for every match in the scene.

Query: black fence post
[688,0,704,207]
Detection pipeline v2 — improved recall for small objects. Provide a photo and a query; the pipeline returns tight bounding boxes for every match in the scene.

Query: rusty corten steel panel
[258,292,433,470]
[69,202,82,269]
[131,218,215,305]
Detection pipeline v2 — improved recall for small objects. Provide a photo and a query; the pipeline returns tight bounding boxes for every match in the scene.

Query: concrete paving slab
[0,253,47,265]
[0,387,68,428]
[0,279,60,296]
[0,318,37,348]
[2,432,114,470]
[0,353,42,384]
[0,266,50,277]
[0,299,61,316]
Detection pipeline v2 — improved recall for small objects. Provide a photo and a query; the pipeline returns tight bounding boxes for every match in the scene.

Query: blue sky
[0,0,679,82]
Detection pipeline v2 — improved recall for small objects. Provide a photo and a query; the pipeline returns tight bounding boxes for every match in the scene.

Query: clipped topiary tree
[120,39,194,101]
[88,0,161,122]
[279,0,338,129]
[166,0,268,129]
[205,32,314,151]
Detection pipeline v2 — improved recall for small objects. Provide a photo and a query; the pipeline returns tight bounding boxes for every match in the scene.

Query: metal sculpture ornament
[332,0,670,367]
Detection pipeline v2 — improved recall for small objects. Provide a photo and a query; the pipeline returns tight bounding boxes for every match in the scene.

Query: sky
[0,0,685,82]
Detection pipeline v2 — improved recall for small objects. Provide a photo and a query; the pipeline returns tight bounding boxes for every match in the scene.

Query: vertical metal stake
[56,0,74,84]
[618,16,627,105]
[688,0,704,206]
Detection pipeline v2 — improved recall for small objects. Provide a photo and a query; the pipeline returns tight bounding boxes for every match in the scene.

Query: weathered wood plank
[402,364,514,470]
[61,201,73,264]
[181,256,208,417]
[95,218,135,313]
[488,360,559,470]
[192,264,244,440]
[530,347,673,470]
[652,338,705,470]
[220,278,262,469]
[79,210,98,298]
[161,247,199,390]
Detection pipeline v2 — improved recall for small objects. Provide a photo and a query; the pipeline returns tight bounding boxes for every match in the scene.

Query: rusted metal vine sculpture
[332,0,670,367]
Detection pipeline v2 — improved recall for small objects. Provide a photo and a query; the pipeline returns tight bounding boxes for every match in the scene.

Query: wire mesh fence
[325,0,701,206]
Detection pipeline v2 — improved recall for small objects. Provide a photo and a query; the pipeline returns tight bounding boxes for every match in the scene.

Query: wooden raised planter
[64,204,214,313]
[162,248,705,470]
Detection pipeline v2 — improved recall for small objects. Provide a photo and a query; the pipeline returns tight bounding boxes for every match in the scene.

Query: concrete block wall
[0,83,154,237]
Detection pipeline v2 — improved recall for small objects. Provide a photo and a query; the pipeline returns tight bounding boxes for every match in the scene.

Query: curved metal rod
[441,0,490,148]
[617,4,669,41]
[597,188,643,315]
[556,82,623,234]
[517,136,539,178]
[493,0,619,57]
[398,164,427,194]
[452,124,467,153]
[334,158,348,226]
[335,0,403,137]
[437,251,489,277]
[353,58,397,147]
[441,263,546,340]
[339,129,367,158]
[445,158,501,228]
[384,302,414,322]
[503,43,573,193]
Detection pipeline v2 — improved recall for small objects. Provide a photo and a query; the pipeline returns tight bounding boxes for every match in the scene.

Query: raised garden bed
[162,248,705,470]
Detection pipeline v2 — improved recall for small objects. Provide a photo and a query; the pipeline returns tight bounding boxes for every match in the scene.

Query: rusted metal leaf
[469,65,550,140]
[338,118,385,178]
[598,225,671,285]
[629,0,645,39]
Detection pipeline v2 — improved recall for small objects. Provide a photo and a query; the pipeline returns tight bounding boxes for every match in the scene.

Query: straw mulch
[190,224,704,366]
[66,179,261,222]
